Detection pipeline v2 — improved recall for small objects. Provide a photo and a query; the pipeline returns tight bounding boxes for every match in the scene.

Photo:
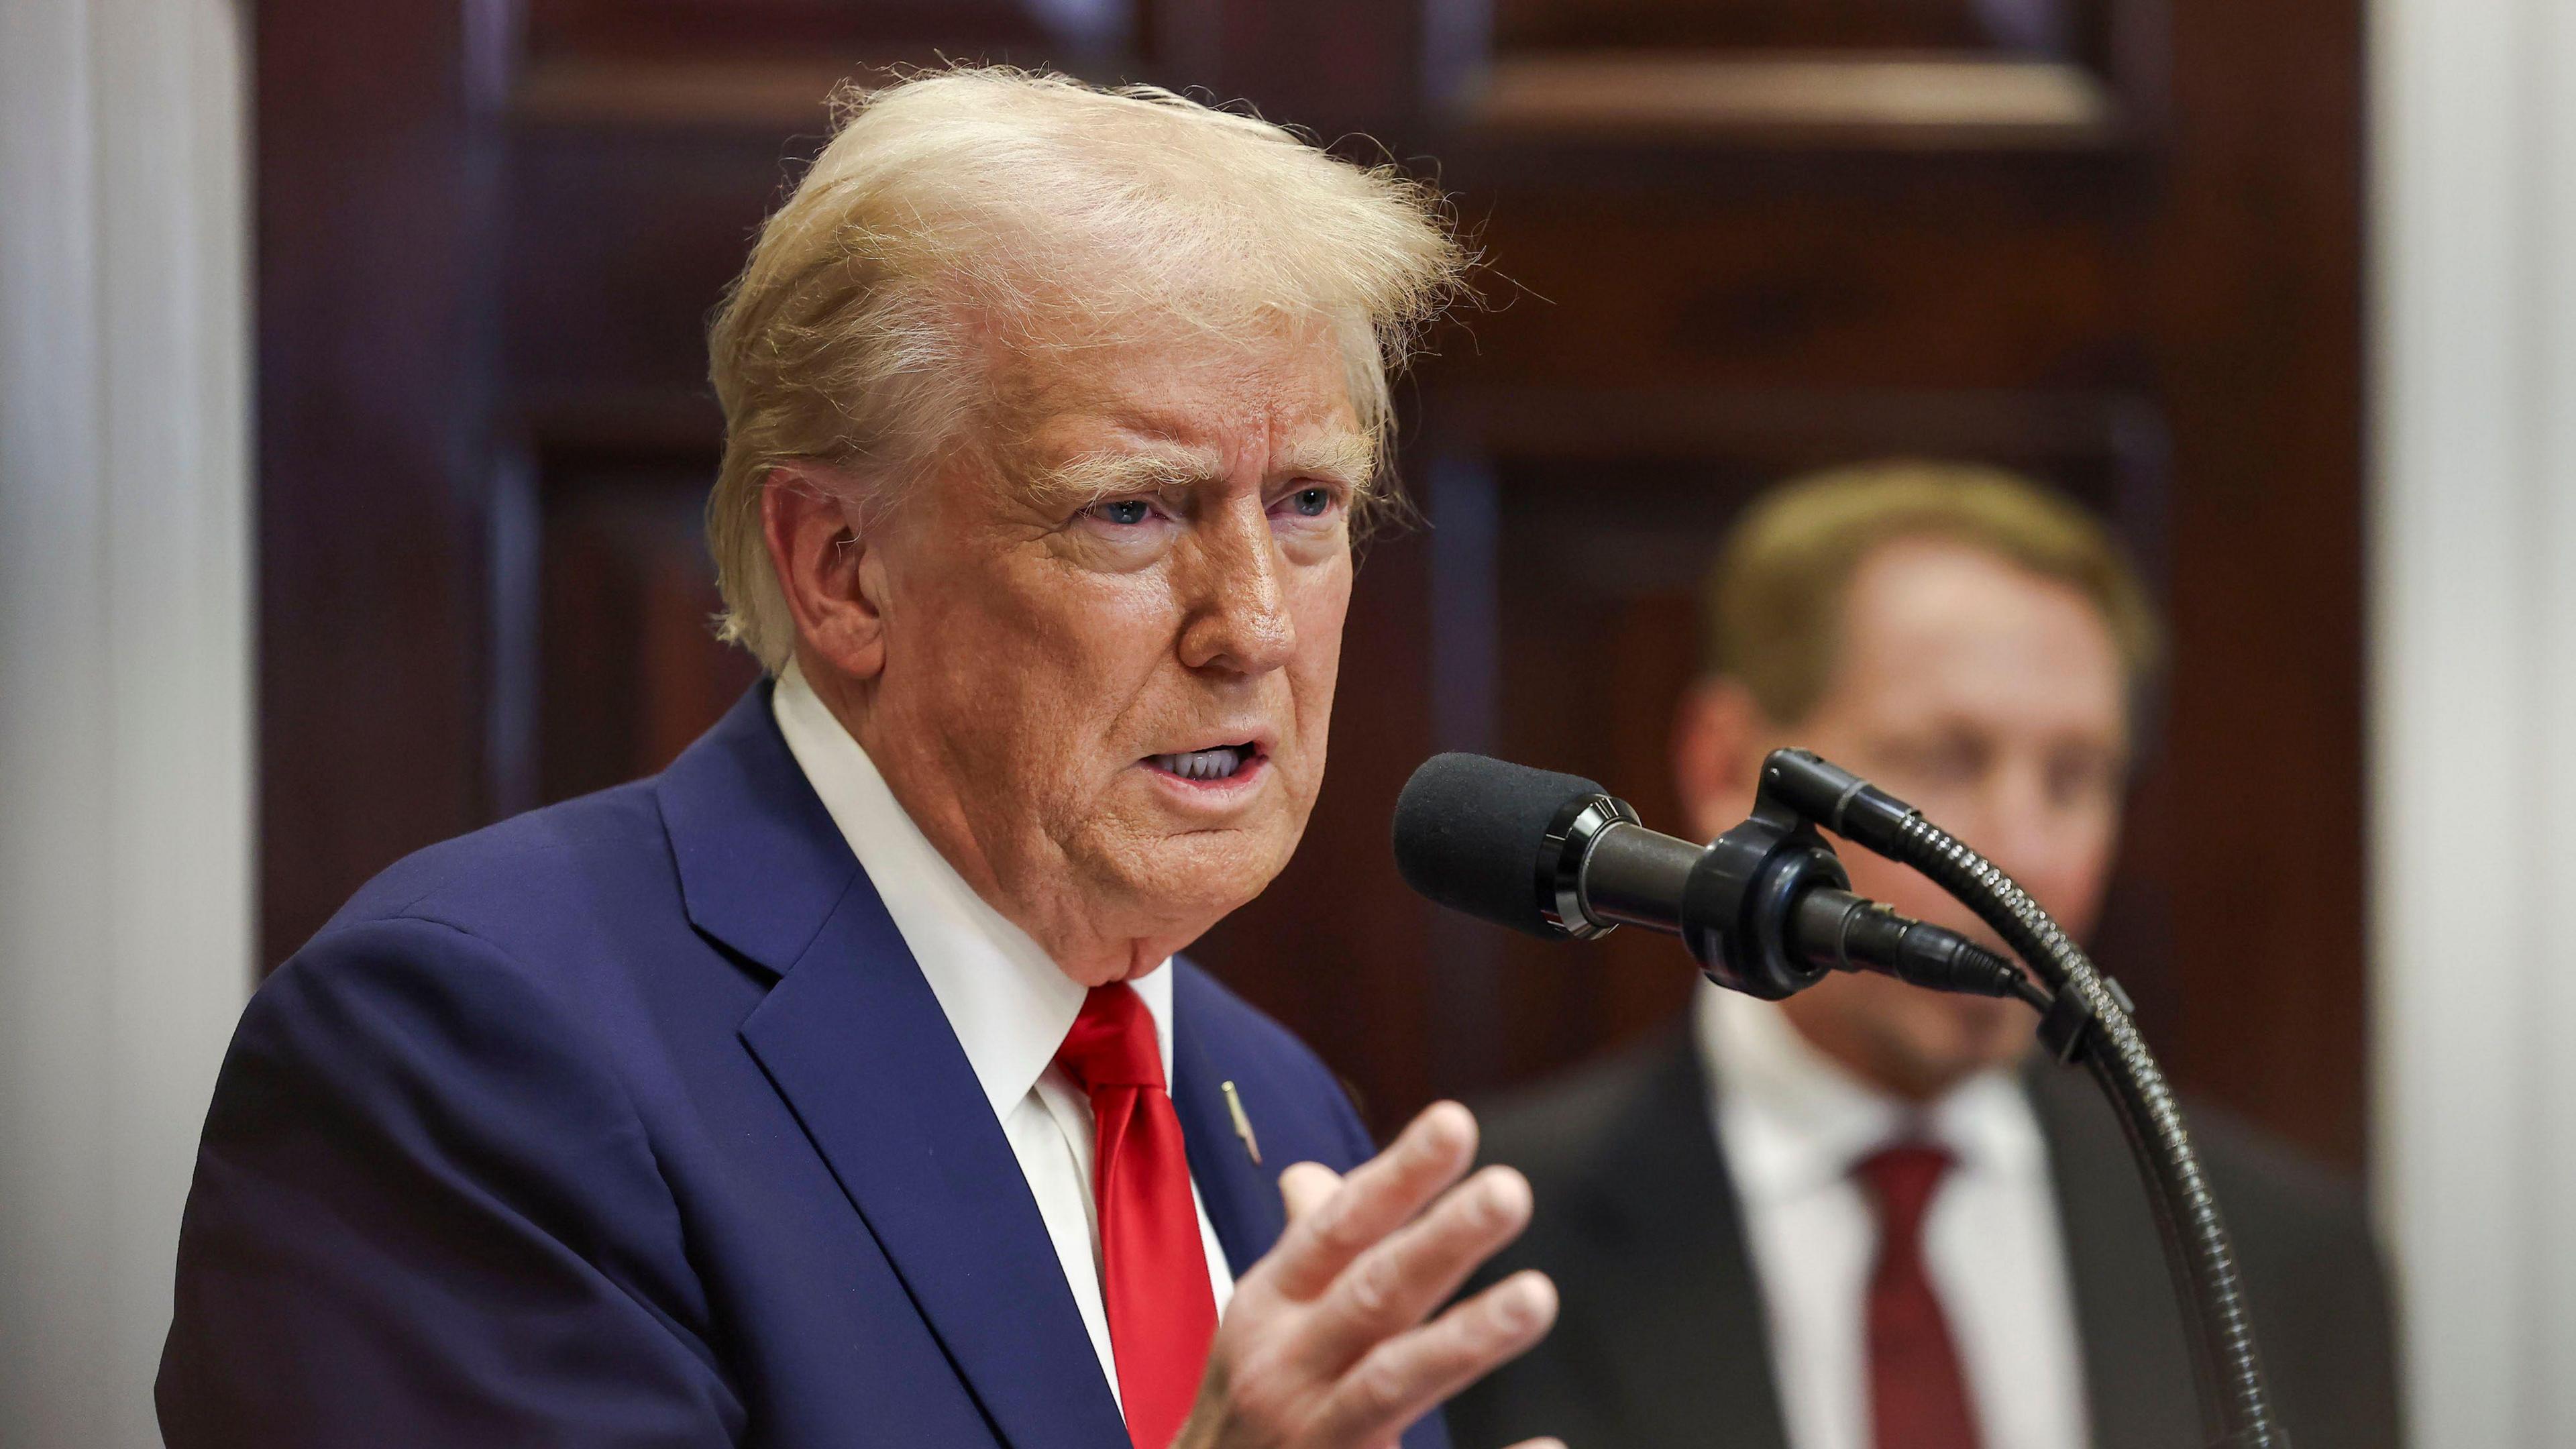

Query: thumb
[1277,1161,1343,1222]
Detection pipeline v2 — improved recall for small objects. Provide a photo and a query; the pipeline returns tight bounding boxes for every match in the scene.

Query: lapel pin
[1220,1080,1261,1165]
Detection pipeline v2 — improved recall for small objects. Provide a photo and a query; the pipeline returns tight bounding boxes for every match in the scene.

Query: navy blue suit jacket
[160,685,1450,1449]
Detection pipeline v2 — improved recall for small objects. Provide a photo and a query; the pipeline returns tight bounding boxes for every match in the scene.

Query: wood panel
[531,451,760,805]
[1458,56,2120,146]
[1493,0,2096,54]
[525,0,1113,61]
[256,0,504,966]
[2147,0,2367,1164]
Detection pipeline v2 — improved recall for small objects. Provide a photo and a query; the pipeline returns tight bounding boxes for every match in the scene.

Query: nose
[1175,496,1295,676]
[1968,758,2096,925]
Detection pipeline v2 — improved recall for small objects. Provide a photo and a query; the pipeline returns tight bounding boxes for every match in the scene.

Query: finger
[1279,1161,1342,1222]
[1264,1102,1479,1300]
[1306,1270,1559,1447]
[1301,1165,1534,1368]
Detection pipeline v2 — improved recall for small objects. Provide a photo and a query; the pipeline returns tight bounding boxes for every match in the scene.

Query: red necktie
[1056,983,1218,1449]
[1854,1144,1982,1449]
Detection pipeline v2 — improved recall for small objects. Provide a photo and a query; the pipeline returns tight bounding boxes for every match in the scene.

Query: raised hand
[1171,1102,1563,1449]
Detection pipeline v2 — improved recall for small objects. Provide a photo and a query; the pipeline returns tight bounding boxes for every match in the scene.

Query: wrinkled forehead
[975,309,1377,496]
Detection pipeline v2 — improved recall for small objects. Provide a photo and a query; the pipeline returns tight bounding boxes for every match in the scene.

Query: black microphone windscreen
[1393,753,1611,938]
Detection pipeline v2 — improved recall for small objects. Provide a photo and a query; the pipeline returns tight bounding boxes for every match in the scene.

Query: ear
[1672,678,1770,841]
[761,465,890,682]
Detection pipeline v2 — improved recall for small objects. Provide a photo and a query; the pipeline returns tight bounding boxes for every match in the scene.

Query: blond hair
[1705,460,2162,724]
[705,66,1468,669]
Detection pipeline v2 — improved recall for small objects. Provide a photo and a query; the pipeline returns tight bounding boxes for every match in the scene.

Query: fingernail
[1416,1102,1470,1155]
[1501,1273,1556,1330]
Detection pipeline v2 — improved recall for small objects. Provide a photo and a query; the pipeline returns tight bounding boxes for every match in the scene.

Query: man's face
[851,325,1363,979]
[1676,536,2132,1097]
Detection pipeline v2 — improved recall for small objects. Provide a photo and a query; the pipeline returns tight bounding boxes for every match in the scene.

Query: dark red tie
[1056,983,1218,1449]
[1854,1144,1982,1449]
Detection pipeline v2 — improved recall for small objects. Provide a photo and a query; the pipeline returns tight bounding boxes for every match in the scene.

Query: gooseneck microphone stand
[1751,748,2282,1449]
[1391,746,2286,1447]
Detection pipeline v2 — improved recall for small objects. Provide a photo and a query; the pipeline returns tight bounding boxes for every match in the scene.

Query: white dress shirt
[1696,982,2089,1449]
[771,664,1236,1411]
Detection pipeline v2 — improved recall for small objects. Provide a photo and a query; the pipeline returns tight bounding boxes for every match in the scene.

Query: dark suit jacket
[1448,1028,2398,1449]
[158,684,1448,1449]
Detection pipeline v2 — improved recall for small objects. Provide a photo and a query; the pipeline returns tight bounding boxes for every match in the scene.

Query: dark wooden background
[257,0,2367,1167]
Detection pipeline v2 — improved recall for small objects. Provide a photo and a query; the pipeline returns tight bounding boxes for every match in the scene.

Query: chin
[1932,1011,2036,1079]
[1088,826,1296,930]
[1870,996,2029,1090]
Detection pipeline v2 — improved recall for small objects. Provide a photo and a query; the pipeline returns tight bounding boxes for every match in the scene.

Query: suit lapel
[1581,1030,1794,1449]
[1167,984,1285,1279]
[2027,1059,2200,1449]
[737,864,1132,1449]
[1548,1026,2207,1449]
[663,685,1129,1449]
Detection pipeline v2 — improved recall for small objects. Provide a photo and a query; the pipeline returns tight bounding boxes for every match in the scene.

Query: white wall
[0,0,254,1443]
[2372,0,2576,1441]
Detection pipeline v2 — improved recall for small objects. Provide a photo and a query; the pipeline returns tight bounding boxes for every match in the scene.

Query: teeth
[1153,746,1251,782]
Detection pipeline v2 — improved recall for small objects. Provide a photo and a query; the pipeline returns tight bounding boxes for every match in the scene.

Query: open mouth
[1146,744,1263,784]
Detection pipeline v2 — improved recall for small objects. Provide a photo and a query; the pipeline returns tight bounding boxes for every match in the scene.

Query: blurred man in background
[1449,463,2398,1449]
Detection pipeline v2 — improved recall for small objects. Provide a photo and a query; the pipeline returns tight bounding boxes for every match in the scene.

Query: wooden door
[258,0,2365,1163]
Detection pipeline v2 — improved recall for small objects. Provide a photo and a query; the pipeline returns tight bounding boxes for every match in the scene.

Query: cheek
[904,560,1178,780]
[969,563,1171,684]
[1838,850,1966,930]
[1288,559,1352,694]
[2035,821,2122,936]
[1934,993,2031,1059]
[1277,570,1350,788]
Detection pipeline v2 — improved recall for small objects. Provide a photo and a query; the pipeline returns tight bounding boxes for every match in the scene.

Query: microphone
[1393,752,2027,1002]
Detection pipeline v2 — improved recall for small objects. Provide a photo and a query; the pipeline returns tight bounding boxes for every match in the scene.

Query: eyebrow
[1030,445,1222,511]
[1026,430,1378,511]
[1273,432,1377,489]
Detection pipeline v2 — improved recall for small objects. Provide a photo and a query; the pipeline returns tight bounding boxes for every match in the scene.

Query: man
[159,70,1560,1448]
[1448,463,2398,1449]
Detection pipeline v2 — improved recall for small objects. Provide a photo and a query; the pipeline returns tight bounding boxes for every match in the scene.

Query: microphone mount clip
[1688,796,1849,1000]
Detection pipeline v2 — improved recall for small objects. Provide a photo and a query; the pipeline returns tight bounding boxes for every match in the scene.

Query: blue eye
[1288,487,1333,517]
[1091,498,1153,526]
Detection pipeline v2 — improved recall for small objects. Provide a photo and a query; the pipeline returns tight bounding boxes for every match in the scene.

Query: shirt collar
[770,663,1176,1120]
[1694,979,2044,1202]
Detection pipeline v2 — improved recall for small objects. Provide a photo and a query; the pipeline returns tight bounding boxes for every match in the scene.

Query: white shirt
[771,664,1237,1411]
[1697,983,2089,1449]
